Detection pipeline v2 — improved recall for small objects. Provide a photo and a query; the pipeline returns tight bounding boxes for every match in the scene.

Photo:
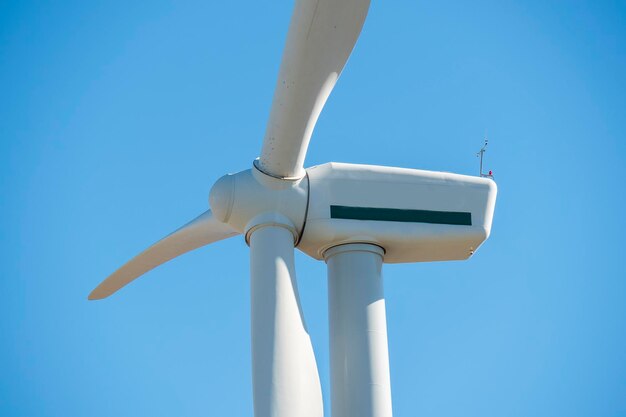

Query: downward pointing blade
[258,0,371,179]
[249,225,323,416]
[88,210,238,300]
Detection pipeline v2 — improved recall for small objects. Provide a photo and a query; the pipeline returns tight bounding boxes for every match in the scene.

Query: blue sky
[1,1,625,416]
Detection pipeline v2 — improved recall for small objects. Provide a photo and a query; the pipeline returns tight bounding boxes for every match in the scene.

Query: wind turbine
[89,0,497,416]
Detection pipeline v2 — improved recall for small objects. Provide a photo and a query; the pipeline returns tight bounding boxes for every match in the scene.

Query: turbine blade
[258,0,370,178]
[88,210,238,300]
[249,225,323,416]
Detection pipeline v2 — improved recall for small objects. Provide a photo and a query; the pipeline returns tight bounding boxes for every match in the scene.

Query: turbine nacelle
[301,162,497,263]
[209,161,498,263]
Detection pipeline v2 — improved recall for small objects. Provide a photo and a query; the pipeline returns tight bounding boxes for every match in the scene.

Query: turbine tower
[89,1,498,416]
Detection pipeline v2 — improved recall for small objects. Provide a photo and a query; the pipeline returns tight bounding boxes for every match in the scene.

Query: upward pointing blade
[258,0,371,179]
[88,210,238,300]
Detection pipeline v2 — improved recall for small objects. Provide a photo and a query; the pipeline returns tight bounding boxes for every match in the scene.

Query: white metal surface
[249,224,323,417]
[300,162,497,263]
[88,210,238,300]
[325,243,392,417]
[258,0,370,179]
[209,166,308,239]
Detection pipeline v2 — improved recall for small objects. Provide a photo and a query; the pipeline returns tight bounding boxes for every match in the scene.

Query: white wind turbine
[89,1,497,416]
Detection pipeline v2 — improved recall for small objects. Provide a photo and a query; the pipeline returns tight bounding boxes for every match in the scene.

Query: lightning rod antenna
[476,138,493,178]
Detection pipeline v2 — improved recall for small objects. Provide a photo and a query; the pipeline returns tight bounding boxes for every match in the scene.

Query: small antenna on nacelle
[476,138,493,178]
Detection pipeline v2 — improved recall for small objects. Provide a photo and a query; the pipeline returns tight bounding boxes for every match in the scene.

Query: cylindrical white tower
[325,243,392,417]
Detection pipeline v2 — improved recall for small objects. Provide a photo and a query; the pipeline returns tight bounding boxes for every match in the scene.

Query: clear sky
[1,1,625,416]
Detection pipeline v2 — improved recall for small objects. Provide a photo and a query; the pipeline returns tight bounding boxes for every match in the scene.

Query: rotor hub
[208,163,309,243]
